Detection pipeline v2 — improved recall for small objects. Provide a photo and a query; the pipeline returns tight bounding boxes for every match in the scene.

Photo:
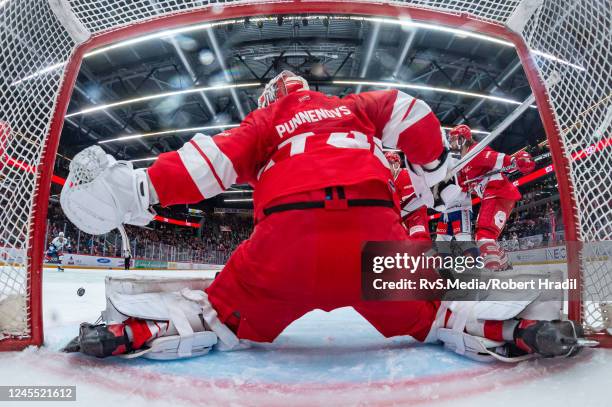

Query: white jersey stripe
[178,142,221,199]
[381,91,413,148]
[395,99,432,135]
[191,133,238,189]
[381,91,432,148]
[494,152,506,170]
[177,133,237,199]
[487,152,507,182]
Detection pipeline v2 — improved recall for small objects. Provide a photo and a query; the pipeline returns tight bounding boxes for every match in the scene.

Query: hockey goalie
[60,71,588,361]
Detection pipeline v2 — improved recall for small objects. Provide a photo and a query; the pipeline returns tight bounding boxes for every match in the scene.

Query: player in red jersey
[449,124,535,270]
[385,151,430,242]
[61,72,586,361]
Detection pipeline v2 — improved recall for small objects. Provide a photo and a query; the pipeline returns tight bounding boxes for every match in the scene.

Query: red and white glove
[513,151,535,174]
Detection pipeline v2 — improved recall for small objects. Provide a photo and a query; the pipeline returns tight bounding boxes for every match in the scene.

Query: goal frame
[3,0,601,349]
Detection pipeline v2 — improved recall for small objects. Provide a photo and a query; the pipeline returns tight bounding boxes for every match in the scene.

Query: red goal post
[0,0,609,349]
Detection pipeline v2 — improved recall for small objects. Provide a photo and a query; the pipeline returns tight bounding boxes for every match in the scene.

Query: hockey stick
[117,224,132,259]
[462,163,518,185]
[444,71,560,181]
[445,93,535,181]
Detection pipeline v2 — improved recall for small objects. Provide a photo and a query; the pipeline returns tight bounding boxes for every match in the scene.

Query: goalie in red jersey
[449,124,535,270]
[60,71,587,361]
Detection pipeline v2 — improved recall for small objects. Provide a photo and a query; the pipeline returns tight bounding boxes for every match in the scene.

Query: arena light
[128,157,157,163]
[11,62,66,86]
[356,16,584,71]
[224,198,253,203]
[355,16,514,47]
[531,50,586,71]
[153,215,199,228]
[83,20,241,57]
[11,14,583,87]
[10,19,244,86]
[333,80,537,108]
[65,83,260,117]
[98,124,240,144]
[83,16,287,57]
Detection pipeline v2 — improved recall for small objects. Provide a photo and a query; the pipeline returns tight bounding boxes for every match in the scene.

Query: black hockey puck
[77,287,85,297]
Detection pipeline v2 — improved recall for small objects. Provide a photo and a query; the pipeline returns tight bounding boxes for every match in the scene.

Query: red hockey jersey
[457,145,520,201]
[147,89,444,214]
[394,168,415,208]
[392,168,430,240]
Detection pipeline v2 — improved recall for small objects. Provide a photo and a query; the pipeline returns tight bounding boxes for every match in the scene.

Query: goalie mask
[258,70,309,109]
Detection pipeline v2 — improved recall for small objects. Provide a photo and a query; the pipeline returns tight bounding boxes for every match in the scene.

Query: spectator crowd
[46,201,253,264]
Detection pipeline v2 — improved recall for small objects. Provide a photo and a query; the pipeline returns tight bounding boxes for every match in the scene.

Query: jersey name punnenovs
[147,89,445,213]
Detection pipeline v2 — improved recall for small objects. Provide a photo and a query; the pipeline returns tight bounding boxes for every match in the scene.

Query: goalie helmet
[448,124,472,151]
[258,70,309,109]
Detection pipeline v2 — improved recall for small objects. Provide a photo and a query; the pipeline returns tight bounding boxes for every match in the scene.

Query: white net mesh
[0,0,610,347]
[521,0,611,335]
[0,0,75,346]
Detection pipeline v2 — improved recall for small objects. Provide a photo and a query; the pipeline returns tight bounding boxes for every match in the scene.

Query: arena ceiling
[57,14,546,211]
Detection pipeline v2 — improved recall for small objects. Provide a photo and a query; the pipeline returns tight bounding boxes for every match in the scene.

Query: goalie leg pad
[107,291,206,358]
[124,331,218,360]
[426,269,563,361]
[102,275,241,358]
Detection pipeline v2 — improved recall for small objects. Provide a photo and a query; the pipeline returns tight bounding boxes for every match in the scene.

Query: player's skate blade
[514,320,596,358]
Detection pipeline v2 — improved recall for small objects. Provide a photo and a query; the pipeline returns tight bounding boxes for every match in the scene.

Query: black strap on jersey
[263,186,393,216]
[263,199,394,216]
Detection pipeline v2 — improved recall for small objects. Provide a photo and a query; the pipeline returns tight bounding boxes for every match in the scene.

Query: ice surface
[0,267,610,406]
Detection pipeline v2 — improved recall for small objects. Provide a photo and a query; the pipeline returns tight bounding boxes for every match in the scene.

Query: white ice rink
[0,267,610,407]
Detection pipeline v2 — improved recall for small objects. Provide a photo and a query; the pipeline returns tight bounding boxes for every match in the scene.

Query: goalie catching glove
[60,145,156,235]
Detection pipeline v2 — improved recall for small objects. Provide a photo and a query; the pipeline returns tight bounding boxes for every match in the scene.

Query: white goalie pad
[102,275,213,323]
[426,269,564,362]
[102,276,241,358]
[122,332,218,360]
[436,328,511,363]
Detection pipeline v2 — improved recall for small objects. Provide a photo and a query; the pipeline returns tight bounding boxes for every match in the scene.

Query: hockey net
[0,0,610,349]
